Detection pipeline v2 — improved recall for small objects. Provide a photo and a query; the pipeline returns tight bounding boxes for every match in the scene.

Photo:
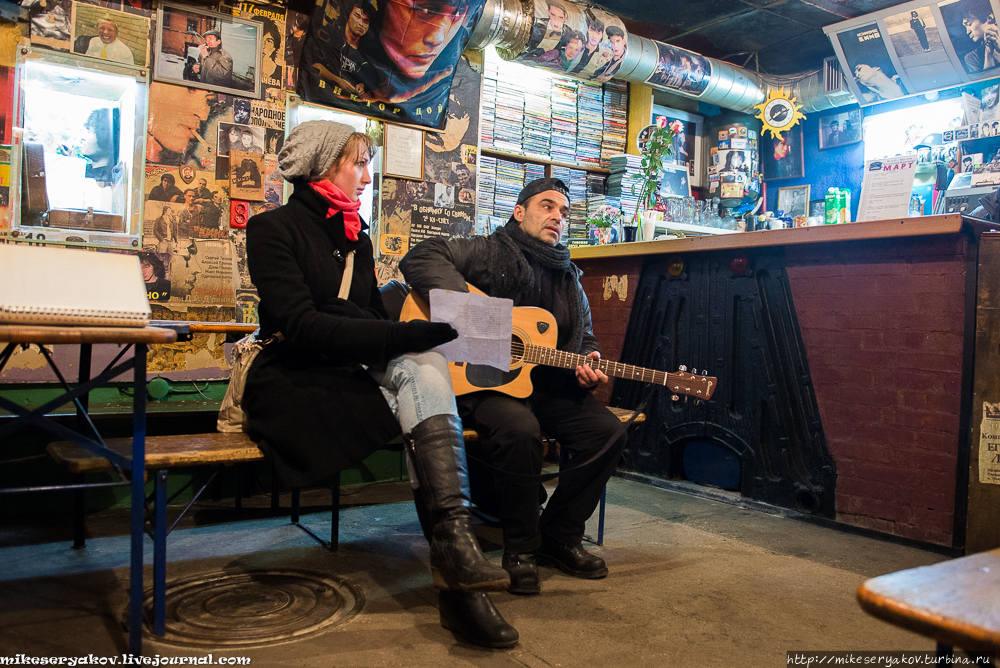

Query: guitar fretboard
[513,342,714,398]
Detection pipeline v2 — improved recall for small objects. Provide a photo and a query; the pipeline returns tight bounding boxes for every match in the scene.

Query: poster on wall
[297,0,485,129]
[883,6,963,90]
[645,41,711,97]
[222,1,287,103]
[146,81,231,168]
[762,123,804,180]
[938,0,1000,76]
[837,24,909,103]
[70,4,150,67]
[503,1,627,82]
[154,2,263,99]
[378,56,479,284]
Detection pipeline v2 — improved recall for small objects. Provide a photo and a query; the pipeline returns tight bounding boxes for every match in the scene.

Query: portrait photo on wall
[230,150,265,200]
[218,123,264,156]
[658,163,691,198]
[645,41,711,97]
[297,0,486,129]
[938,0,1000,76]
[154,2,262,98]
[819,108,863,149]
[777,184,811,218]
[883,5,963,90]
[837,23,909,103]
[71,4,149,66]
[762,125,804,180]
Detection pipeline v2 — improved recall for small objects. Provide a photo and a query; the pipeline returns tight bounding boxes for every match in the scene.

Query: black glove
[385,321,458,357]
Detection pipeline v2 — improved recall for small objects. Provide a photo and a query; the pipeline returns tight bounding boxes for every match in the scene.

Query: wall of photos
[0,0,488,383]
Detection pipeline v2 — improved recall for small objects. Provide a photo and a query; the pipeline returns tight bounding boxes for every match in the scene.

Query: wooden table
[857,548,1000,659]
[0,324,177,656]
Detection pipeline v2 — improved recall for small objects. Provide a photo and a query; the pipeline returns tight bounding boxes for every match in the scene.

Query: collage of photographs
[830,0,1000,105]
[510,0,629,82]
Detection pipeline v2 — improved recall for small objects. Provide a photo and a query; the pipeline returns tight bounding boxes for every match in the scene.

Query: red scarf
[310,180,362,241]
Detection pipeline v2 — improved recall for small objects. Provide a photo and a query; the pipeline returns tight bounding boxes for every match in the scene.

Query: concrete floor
[0,477,950,666]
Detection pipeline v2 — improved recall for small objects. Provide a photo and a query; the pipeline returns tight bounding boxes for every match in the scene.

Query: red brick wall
[786,235,969,545]
[575,256,643,405]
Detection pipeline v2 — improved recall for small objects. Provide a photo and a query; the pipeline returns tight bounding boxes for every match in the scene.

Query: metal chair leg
[597,485,607,546]
[290,488,300,524]
[72,474,86,549]
[330,475,340,552]
[154,469,167,637]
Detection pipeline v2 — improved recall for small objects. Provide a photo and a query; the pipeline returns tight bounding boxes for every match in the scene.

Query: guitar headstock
[667,368,717,401]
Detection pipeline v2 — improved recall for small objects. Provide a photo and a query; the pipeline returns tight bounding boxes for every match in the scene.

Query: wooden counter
[571,214,996,260]
[572,214,1000,551]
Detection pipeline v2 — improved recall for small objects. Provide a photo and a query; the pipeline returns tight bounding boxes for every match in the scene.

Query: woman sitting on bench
[242,121,518,648]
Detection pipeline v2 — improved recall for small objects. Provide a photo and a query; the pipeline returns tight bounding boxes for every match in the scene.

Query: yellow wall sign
[754,88,805,140]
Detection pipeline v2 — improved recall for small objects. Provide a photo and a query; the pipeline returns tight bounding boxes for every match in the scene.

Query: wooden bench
[48,406,643,548]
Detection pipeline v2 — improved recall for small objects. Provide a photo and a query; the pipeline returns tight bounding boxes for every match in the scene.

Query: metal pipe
[468,0,853,113]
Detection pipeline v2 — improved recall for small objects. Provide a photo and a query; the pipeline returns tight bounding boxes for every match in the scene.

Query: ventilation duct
[466,0,856,114]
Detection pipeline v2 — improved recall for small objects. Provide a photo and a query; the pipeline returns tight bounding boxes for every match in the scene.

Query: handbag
[217,250,355,433]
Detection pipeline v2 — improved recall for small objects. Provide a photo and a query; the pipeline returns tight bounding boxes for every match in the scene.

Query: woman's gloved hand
[385,321,458,357]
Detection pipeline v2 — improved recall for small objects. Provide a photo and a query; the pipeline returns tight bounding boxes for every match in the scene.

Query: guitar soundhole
[464,334,524,390]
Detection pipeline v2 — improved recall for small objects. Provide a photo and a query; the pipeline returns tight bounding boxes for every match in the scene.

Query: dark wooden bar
[572,215,1000,551]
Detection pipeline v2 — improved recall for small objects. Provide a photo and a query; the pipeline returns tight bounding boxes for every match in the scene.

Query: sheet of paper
[856,154,918,222]
[429,289,512,371]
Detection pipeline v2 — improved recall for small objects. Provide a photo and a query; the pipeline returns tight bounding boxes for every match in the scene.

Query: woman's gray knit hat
[277,120,355,182]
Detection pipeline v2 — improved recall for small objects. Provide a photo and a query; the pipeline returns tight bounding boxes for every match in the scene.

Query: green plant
[631,121,682,224]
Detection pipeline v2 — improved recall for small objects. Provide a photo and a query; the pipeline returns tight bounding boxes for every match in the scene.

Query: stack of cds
[524,162,546,186]
[576,82,604,166]
[550,76,578,165]
[552,165,588,243]
[601,80,628,167]
[522,75,552,160]
[495,159,526,218]
[607,154,644,221]
[478,155,497,216]
[481,57,498,149]
[586,172,608,219]
[493,59,525,154]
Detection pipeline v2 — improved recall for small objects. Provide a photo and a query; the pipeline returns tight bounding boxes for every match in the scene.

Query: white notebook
[0,244,151,327]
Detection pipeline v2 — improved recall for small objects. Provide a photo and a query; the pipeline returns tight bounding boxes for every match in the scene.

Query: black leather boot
[407,415,510,592]
[439,591,519,648]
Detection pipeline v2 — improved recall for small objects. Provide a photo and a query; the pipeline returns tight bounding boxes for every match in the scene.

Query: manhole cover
[142,569,364,647]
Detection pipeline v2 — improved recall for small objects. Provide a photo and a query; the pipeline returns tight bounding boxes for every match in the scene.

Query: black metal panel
[610,249,837,517]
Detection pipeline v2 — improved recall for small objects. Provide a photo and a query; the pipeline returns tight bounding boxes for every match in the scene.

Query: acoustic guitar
[399,287,717,401]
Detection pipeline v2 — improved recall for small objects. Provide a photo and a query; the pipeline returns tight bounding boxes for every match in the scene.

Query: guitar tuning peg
[678,365,687,372]
[691,369,697,375]
[672,394,679,402]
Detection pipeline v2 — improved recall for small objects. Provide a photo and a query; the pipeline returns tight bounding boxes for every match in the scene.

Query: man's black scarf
[487,221,585,354]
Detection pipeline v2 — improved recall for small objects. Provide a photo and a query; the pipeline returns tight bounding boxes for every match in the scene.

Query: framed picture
[809,199,826,218]
[383,124,425,181]
[778,185,811,218]
[70,4,149,67]
[658,162,691,199]
[651,105,704,187]
[154,2,261,98]
[762,124,804,181]
[819,108,863,150]
[230,150,265,201]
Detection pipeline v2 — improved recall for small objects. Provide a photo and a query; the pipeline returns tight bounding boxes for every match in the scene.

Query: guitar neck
[522,344,674,386]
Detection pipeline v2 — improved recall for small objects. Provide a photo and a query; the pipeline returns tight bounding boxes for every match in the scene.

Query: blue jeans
[369,350,458,434]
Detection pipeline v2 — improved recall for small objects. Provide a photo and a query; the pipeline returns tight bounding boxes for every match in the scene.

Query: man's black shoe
[536,540,608,579]
[502,552,541,595]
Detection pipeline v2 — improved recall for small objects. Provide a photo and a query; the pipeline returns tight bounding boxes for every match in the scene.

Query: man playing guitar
[400,177,626,596]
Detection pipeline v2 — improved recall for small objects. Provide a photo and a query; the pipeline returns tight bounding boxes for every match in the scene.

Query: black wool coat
[243,183,401,488]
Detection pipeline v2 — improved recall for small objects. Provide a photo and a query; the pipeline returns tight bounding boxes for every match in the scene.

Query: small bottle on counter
[908,194,923,217]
